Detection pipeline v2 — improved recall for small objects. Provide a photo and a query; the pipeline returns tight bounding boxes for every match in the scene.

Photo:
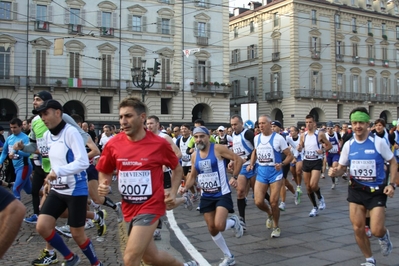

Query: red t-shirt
[96,130,178,222]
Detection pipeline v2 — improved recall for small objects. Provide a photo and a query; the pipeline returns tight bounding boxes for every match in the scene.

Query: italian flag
[68,78,82,88]
[37,21,47,29]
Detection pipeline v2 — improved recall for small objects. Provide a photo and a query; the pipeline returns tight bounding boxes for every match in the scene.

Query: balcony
[294,89,371,102]
[272,52,280,62]
[196,36,208,46]
[126,81,180,96]
[383,60,389,67]
[368,58,375,66]
[311,50,320,60]
[100,27,114,37]
[265,90,283,101]
[352,56,360,64]
[0,76,20,91]
[336,54,344,62]
[35,21,49,32]
[190,83,231,98]
[368,93,398,103]
[68,24,82,34]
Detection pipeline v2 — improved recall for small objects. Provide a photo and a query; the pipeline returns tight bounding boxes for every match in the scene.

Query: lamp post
[131,60,156,102]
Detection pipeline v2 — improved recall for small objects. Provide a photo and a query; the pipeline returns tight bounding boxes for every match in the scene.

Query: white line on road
[166,210,211,266]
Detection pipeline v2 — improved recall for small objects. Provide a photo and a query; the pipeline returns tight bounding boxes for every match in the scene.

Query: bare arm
[98,172,113,196]
[328,163,348,177]
[297,134,304,152]
[216,145,243,177]
[86,138,100,159]
[320,134,332,151]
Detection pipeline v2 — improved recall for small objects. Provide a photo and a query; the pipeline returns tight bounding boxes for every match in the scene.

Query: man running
[286,126,303,205]
[329,107,397,266]
[325,121,342,189]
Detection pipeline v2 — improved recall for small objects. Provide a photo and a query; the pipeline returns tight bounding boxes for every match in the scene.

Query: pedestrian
[96,97,197,266]
[329,107,397,266]
[182,126,244,266]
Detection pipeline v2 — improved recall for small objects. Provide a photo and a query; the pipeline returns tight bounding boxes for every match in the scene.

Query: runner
[286,126,303,205]
[325,121,342,189]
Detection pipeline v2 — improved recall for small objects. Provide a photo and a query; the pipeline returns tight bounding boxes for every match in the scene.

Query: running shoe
[321,173,325,179]
[271,227,281,238]
[219,254,235,266]
[318,196,326,210]
[61,254,80,266]
[309,207,318,217]
[295,187,302,205]
[360,260,376,266]
[342,172,348,180]
[55,225,72,238]
[94,209,107,237]
[365,226,372,238]
[191,193,200,203]
[335,177,339,185]
[279,202,286,211]
[379,229,393,256]
[115,202,123,223]
[183,192,193,211]
[266,215,274,229]
[153,229,162,240]
[230,215,243,238]
[24,214,38,224]
[184,260,198,266]
[239,217,247,231]
[84,219,94,229]
[31,249,58,265]
[331,183,336,189]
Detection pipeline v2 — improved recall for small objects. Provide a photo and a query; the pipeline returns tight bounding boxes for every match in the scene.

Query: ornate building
[230,0,399,127]
[0,0,231,129]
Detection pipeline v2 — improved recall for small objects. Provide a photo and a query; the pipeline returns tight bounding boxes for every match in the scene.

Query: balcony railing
[294,89,398,103]
[352,56,360,64]
[28,76,121,91]
[383,60,389,67]
[126,81,180,96]
[336,54,344,62]
[35,21,49,32]
[190,84,231,97]
[272,52,280,62]
[100,27,114,37]
[197,36,208,46]
[265,90,283,101]
[368,58,375,66]
[311,50,320,59]
[68,24,82,34]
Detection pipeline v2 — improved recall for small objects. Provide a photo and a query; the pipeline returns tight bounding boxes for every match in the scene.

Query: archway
[0,98,18,122]
[309,107,325,124]
[63,100,85,121]
[271,108,284,127]
[379,110,391,123]
[192,103,212,123]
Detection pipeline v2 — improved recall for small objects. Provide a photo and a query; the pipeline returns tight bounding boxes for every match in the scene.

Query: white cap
[217,126,225,131]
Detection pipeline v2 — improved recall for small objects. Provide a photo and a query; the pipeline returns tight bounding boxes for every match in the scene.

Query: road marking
[166,210,211,266]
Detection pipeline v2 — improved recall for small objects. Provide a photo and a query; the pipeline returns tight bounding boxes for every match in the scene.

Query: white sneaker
[335,177,339,185]
[230,215,243,238]
[318,196,326,210]
[266,215,274,229]
[379,229,393,256]
[331,183,335,189]
[271,227,281,238]
[309,207,318,217]
[279,202,286,211]
[84,219,94,229]
[219,254,235,266]
[115,202,123,223]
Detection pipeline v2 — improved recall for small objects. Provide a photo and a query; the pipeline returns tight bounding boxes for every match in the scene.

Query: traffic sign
[244,120,254,129]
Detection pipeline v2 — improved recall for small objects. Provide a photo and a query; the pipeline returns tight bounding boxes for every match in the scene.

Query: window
[101,54,112,87]
[36,50,46,84]
[335,14,340,29]
[351,0,355,5]
[337,73,343,90]
[232,80,240,96]
[366,0,371,7]
[382,23,386,36]
[352,75,358,92]
[161,98,171,115]
[0,1,11,20]
[311,71,320,90]
[250,21,254,33]
[337,104,343,119]
[311,37,318,51]
[274,13,279,27]
[231,49,240,63]
[380,1,385,10]
[368,44,374,59]
[197,0,206,7]
[161,18,170,34]
[273,38,280,53]
[272,73,280,91]
[234,27,238,38]
[198,22,206,37]
[247,44,257,59]
[381,77,388,94]
[70,8,80,25]
[368,21,372,35]
[382,47,388,60]
[132,16,141,32]
[248,77,257,101]
[100,96,112,114]
[352,17,357,32]
[336,41,343,55]
[102,11,111,27]
[311,10,317,25]
[0,46,10,79]
[395,4,399,14]
[69,52,80,78]
[161,57,171,84]
[352,43,358,57]
[37,5,47,21]
[368,77,374,93]
[197,60,206,83]
[396,26,399,40]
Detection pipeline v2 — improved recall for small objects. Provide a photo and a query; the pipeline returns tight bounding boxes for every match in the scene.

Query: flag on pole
[68,78,82,88]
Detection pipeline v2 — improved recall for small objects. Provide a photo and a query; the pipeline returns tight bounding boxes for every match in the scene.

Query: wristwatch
[389,182,396,190]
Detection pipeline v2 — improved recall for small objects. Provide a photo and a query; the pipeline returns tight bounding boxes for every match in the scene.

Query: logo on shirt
[364,150,375,154]
[122,161,142,166]
[350,152,358,156]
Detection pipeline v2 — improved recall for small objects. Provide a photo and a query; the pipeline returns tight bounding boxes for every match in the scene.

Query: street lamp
[131,60,156,102]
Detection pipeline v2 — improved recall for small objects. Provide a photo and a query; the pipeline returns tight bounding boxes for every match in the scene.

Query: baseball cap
[326,121,334,128]
[217,126,225,131]
[193,126,210,135]
[271,120,282,129]
[34,91,53,101]
[32,99,63,114]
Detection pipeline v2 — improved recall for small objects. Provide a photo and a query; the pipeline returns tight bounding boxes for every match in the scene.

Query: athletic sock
[46,249,55,256]
[224,217,235,231]
[308,192,317,208]
[211,232,232,257]
[103,196,117,209]
[79,238,99,265]
[315,188,322,200]
[45,230,73,259]
[237,198,246,222]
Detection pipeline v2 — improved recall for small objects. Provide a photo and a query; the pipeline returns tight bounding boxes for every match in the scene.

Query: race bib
[198,172,221,194]
[8,145,19,159]
[258,146,274,164]
[305,150,318,159]
[350,160,376,182]
[182,155,190,162]
[37,137,49,158]
[233,146,245,157]
[118,170,152,204]
[329,146,339,153]
[51,176,70,190]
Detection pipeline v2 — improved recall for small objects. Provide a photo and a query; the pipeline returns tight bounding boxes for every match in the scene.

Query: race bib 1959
[118,170,152,204]
[350,159,376,182]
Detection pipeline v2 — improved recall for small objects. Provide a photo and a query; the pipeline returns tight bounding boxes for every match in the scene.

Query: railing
[197,36,208,46]
[294,89,398,103]
[100,27,114,37]
[35,21,50,32]
[126,81,180,94]
[368,58,375,66]
[272,52,280,62]
[0,76,20,86]
[383,60,389,67]
[352,56,360,64]
[190,84,231,97]
[265,90,283,100]
[28,76,121,89]
[311,50,320,59]
[336,54,344,62]
[68,24,82,34]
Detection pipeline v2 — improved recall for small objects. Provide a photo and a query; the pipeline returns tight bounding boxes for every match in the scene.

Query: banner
[68,78,82,88]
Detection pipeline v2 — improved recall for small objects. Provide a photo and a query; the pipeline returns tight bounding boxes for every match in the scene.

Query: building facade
[0,0,231,128]
[229,0,399,127]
